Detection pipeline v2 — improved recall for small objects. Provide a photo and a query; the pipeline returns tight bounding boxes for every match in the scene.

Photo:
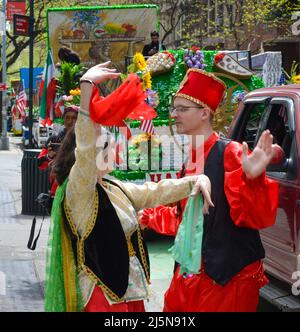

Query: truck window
[262,100,297,180]
[265,104,291,158]
[240,103,266,150]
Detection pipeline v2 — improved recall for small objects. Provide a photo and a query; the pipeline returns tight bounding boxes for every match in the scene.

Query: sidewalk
[0,136,173,312]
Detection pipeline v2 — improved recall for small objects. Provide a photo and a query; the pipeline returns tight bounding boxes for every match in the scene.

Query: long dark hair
[53,127,76,185]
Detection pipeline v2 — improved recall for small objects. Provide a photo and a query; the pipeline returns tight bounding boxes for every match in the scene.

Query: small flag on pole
[140,120,156,135]
[16,80,27,119]
[39,49,56,122]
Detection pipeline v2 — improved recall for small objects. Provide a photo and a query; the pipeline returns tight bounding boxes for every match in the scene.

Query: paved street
[0,135,174,312]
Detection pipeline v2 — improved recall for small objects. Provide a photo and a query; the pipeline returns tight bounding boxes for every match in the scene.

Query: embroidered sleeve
[66,108,100,234]
[115,176,198,212]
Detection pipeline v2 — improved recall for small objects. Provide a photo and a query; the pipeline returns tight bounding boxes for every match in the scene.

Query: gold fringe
[137,226,150,283]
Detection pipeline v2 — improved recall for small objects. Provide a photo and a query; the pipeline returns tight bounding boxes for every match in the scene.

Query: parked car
[229,84,300,311]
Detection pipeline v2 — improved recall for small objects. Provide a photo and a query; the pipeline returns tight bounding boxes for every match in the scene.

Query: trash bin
[21,149,50,215]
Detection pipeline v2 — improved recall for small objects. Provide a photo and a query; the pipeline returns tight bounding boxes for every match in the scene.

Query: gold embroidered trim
[127,237,136,257]
[137,226,150,283]
[175,93,214,114]
[81,264,124,303]
[63,198,79,238]
[82,191,99,241]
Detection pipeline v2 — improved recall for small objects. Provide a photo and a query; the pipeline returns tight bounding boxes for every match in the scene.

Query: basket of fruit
[146,51,176,76]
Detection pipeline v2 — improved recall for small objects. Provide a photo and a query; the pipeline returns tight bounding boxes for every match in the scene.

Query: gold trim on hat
[174,93,214,114]
[177,73,189,92]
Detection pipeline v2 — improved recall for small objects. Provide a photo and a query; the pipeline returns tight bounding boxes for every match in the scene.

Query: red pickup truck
[229,84,300,311]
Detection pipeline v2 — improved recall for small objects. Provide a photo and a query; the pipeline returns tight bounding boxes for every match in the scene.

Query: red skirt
[84,285,145,312]
[164,261,268,312]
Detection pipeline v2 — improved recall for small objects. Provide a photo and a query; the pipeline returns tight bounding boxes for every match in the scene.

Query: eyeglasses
[169,106,204,115]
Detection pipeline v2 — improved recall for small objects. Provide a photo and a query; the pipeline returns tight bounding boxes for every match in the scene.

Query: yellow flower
[133,52,147,71]
[291,75,300,84]
[132,133,149,145]
[70,88,81,96]
[142,71,152,91]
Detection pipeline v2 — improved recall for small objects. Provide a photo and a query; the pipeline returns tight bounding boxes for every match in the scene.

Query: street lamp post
[0,0,9,150]
[28,0,34,148]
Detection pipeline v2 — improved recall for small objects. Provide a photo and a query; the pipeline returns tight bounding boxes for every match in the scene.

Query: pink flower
[62,95,73,102]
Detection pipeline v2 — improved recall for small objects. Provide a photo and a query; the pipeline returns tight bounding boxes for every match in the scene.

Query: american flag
[16,83,27,119]
[140,120,156,135]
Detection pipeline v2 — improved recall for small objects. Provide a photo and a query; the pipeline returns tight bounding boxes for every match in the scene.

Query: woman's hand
[80,61,121,110]
[242,130,278,179]
[191,175,214,215]
[81,61,121,85]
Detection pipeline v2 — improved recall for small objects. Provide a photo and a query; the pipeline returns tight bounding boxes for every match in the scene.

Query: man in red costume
[140,68,279,312]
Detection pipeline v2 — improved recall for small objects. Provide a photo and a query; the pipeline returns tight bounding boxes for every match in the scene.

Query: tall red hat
[175,69,226,113]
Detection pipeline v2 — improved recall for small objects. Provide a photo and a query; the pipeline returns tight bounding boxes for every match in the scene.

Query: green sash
[44,179,83,312]
[171,195,204,275]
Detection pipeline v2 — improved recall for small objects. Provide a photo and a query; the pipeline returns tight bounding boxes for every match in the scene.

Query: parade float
[43,5,267,184]
[109,48,265,183]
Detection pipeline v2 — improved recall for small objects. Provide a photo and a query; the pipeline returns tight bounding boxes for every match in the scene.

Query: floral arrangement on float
[52,62,83,126]
[283,61,300,84]
[117,52,162,173]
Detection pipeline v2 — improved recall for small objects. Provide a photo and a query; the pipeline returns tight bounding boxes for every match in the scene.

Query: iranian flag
[39,49,56,123]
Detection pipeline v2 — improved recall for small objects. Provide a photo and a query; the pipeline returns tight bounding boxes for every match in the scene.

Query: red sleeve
[140,205,181,236]
[224,141,279,230]
[37,148,50,170]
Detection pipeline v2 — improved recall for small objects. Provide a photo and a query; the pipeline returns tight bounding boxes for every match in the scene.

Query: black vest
[62,181,150,302]
[202,139,265,285]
